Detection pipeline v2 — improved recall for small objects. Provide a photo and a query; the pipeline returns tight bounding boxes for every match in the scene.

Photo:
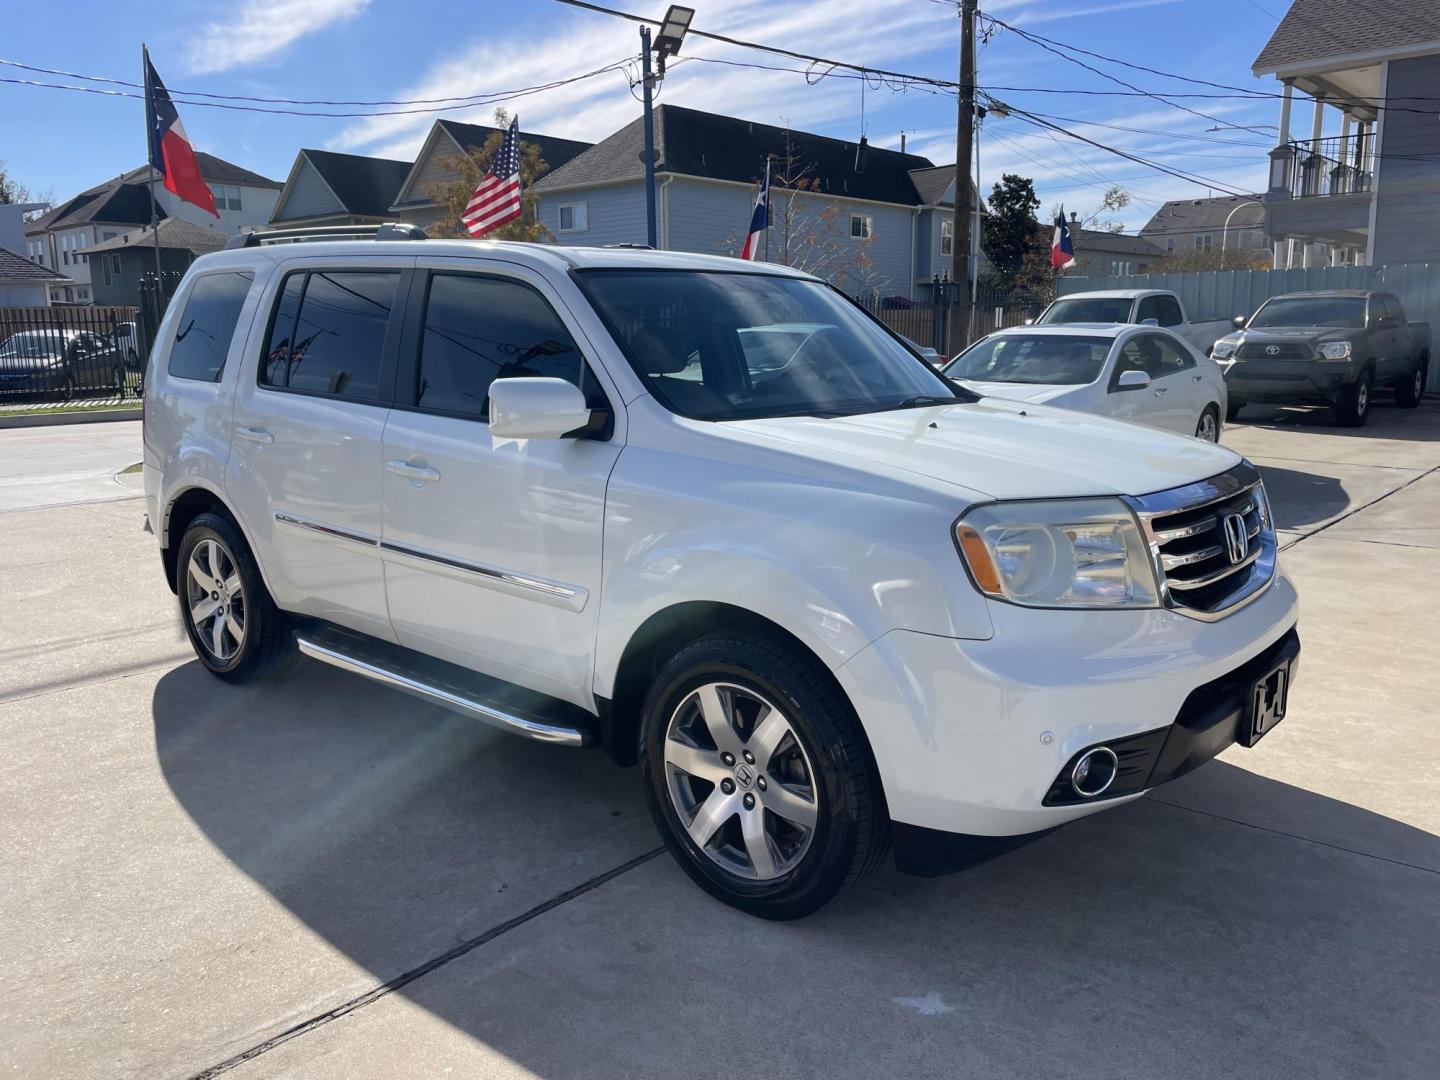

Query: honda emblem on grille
[1222,512,1249,564]
[1265,344,1280,355]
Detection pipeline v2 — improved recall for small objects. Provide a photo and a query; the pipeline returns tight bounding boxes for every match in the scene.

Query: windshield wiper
[879,394,965,411]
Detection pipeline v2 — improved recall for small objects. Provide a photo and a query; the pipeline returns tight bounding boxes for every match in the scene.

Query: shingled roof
[1072,229,1164,257]
[438,120,592,173]
[297,150,414,218]
[534,105,943,207]
[1253,0,1440,73]
[1141,194,1265,238]
[0,247,66,283]
[79,217,228,256]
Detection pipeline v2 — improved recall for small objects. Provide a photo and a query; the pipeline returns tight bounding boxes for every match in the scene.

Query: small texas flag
[144,49,218,218]
[740,159,770,260]
[1051,207,1076,270]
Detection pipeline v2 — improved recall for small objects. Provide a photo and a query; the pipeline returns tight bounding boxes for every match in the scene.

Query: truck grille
[1236,342,1311,360]
[1127,462,1277,618]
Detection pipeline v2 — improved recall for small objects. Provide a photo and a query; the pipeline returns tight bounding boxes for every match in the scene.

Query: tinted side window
[1155,296,1184,327]
[1135,296,1160,324]
[168,272,254,382]
[260,269,397,400]
[1147,334,1194,375]
[416,274,601,420]
[1114,338,1147,378]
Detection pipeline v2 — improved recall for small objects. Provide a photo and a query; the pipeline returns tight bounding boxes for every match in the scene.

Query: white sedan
[944,323,1228,441]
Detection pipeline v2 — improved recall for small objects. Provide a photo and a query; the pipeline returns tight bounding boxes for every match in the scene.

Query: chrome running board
[295,625,595,748]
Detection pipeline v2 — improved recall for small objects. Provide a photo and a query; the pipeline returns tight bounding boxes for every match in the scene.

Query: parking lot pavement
[0,418,143,512]
[2,407,1438,1079]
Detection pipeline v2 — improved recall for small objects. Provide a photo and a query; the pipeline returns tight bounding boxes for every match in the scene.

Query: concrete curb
[0,408,142,430]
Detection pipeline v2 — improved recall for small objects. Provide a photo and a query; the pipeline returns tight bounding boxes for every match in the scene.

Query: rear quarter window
[167,272,255,382]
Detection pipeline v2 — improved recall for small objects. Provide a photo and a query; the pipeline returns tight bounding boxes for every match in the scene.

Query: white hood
[729,397,1240,502]
[956,380,1085,406]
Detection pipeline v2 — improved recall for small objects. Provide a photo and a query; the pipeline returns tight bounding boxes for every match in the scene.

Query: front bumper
[1226,360,1353,404]
[833,569,1300,861]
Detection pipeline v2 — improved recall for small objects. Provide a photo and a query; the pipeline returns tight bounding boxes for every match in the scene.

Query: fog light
[1071,747,1119,798]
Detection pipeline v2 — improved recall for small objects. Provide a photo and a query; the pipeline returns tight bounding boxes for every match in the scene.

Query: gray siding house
[1140,195,1267,263]
[1253,0,1440,268]
[531,105,979,300]
[270,149,415,228]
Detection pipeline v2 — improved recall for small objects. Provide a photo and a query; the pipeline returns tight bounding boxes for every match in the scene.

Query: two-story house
[2,202,65,307]
[24,154,280,303]
[79,218,229,308]
[1253,0,1440,268]
[1140,194,1267,264]
[268,120,593,231]
[530,105,980,300]
[1061,214,1164,276]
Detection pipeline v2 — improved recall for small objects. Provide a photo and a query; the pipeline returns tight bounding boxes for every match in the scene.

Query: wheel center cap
[734,762,756,790]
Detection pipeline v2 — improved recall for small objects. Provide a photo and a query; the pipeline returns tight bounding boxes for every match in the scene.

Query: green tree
[982,174,1041,283]
[425,109,554,241]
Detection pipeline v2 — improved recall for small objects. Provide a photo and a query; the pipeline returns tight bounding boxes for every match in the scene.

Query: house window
[1194,233,1213,252]
[210,184,242,211]
[102,231,117,241]
[1112,260,1132,276]
[940,218,953,257]
[101,255,114,287]
[558,202,588,232]
[1165,237,1175,253]
[849,214,872,240]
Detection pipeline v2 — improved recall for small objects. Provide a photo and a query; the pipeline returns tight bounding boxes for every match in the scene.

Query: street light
[654,6,695,73]
[1220,199,1261,270]
[639,8,695,249]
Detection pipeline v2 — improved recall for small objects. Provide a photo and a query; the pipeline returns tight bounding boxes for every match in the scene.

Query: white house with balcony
[1254,0,1440,269]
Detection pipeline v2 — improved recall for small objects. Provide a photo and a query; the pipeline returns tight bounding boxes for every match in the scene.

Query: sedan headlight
[1319,341,1352,360]
[1211,337,1239,359]
[955,499,1160,609]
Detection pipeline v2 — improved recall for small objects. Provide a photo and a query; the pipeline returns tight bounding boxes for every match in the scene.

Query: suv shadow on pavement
[153,659,1440,1079]
[1232,399,1440,443]
[1252,464,1350,531]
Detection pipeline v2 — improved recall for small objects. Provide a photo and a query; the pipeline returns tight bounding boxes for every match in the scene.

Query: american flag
[463,117,524,238]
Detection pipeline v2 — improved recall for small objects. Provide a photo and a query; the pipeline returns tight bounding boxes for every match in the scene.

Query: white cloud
[185,0,370,75]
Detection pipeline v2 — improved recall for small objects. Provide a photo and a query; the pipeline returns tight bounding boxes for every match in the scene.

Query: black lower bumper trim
[892,823,1056,877]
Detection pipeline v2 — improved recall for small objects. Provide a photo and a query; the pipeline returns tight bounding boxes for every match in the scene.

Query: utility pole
[949,0,977,349]
[640,26,659,249]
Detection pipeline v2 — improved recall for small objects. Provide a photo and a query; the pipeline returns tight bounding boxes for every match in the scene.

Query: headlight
[1211,338,1238,359]
[955,498,1160,609]
[1319,341,1352,360]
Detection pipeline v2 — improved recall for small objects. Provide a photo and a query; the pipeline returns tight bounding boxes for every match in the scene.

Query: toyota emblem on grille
[1265,344,1280,355]
[1222,512,1249,564]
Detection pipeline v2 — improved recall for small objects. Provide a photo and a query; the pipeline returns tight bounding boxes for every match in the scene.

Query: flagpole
[142,45,163,287]
[764,158,772,263]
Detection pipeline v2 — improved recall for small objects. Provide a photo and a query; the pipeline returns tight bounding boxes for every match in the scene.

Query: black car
[1213,290,1431,426]
[0,329,130,401]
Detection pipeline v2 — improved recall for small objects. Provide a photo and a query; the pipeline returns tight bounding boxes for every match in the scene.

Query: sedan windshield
[1037,297,1134,324]
[1249,297,1366,329]
[577,270,969,420]
[945,334,1111,385]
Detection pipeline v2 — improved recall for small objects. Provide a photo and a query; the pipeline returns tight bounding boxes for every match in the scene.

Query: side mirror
[1232,315,1247,329]
[1139,317,1159,326]
[1115,369,1151,391]
[1023,318,1035,326]
[489,377,596,440]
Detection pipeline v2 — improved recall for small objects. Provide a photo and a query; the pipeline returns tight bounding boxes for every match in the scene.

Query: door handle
[1153,387,1168,397]
[387,460,441,483]
[237,426,273,444]
[1191,374,1204,383]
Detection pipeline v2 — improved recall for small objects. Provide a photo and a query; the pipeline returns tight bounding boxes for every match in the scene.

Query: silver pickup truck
[1212,290,1431,426]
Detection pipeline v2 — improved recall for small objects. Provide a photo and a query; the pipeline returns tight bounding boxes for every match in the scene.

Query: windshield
[577,270,969,420]
[945,334,1111,385]
[1037,297,1134,324]
[1250,297,1366,329]
[0,332,67,358]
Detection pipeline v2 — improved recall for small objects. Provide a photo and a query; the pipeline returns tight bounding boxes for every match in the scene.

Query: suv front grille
[1237,342,1311,360]
[1127,462,1277,619]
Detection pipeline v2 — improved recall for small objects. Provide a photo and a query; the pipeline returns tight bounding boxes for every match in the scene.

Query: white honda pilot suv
[143,226,1300,919]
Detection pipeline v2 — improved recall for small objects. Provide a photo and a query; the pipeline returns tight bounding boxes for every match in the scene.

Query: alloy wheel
[663,682,819,881]
[1196,410,1219,442]
[1357,379,1369,416]
[185,538,246,662]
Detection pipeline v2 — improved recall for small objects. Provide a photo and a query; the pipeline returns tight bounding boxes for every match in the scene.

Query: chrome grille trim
[1125,461,1277,621]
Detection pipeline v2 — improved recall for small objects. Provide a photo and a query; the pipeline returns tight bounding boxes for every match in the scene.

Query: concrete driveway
[2,406,1437,1080]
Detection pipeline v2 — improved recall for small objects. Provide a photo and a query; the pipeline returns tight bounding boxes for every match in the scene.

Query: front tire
[1335,370,1372,427]
[176,512,293,683]
[1195,405,1220,442]
[640,632,888,920]
[1395,359,1426,409]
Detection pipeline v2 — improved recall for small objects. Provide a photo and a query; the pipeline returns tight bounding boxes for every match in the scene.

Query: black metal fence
[0,304,144,406]
[853,281,1052,358]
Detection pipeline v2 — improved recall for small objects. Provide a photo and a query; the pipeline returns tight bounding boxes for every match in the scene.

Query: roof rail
[603,242,654,250]
[224,222,427,249]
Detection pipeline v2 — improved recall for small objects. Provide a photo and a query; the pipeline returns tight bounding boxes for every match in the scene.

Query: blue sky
[3,0,1287,231]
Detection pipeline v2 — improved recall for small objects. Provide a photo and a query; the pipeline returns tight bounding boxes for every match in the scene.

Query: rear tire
[640,631,888,920]
[176,512,294,684]
[1226,399,1245,422]
[1195,405,1220,442]
[1395,359,1426,409]
[1335,370,1372,427]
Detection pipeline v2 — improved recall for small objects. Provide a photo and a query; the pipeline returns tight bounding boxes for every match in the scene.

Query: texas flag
[740,160,770,260]
[1051,207,1076,270]
[144,49,218,218]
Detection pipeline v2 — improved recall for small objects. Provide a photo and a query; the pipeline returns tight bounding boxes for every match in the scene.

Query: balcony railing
[1274,133,1373,199]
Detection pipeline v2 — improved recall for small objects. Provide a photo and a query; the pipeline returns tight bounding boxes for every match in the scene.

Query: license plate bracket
[1241,660,1292,747]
